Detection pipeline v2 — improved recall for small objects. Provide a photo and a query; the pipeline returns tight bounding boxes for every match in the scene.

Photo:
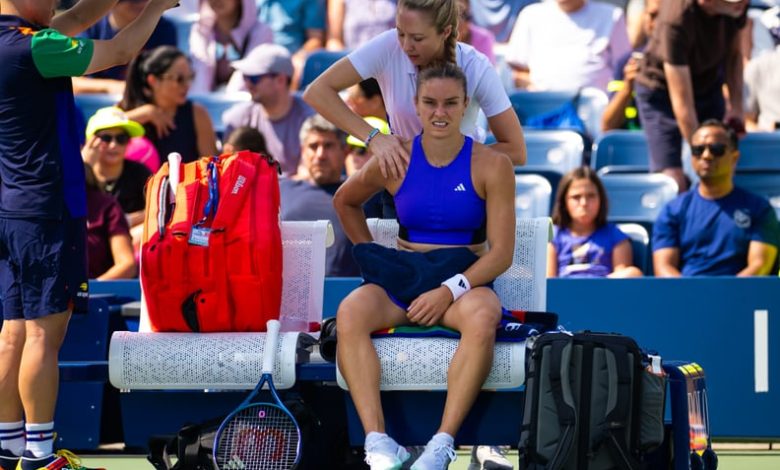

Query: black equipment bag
[147,398,322,470]
[518,331,666,470]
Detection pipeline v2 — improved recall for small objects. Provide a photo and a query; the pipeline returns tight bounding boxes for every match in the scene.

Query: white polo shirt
[348,29,511,141]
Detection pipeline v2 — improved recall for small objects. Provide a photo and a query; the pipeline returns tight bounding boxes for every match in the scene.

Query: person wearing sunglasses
[223,43,315,176]
[634,0,750,193]
[82,107,153,251]
[652,119,780,277]
[120,46,218,163]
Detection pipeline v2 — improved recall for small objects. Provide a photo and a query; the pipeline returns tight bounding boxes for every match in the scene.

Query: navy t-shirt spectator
[652,185,780,276]
[79,15,177,80]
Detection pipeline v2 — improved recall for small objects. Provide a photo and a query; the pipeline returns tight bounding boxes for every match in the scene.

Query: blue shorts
[0,215,89,320]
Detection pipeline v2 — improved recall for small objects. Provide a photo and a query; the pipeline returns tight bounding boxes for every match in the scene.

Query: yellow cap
[85,107,145,139]
[347,116,391,148]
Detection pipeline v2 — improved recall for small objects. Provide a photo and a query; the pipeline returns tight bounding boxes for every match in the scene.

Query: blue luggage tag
[189,157,220,247]
[189,226,211,246]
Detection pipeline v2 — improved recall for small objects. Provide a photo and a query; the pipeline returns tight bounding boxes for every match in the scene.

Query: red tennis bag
[141,151,282,332]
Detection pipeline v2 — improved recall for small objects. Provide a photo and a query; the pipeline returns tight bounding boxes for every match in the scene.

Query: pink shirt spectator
[125,136,161,173]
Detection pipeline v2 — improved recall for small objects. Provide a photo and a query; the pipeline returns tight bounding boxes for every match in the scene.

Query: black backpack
[518,331,666,470]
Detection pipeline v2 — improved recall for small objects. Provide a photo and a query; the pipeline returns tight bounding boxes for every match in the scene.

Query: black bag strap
[600,343,641,470]
[546,337,577,470]
[177,423,210,470]
[147,435,177,470]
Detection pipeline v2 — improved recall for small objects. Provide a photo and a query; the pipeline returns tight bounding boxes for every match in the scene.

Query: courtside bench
[106,217,552,449]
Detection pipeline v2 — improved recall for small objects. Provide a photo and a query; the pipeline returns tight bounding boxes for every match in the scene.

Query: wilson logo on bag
[141,151,282,332]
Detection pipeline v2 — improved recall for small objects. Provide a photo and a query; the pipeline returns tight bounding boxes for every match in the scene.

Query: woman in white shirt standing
[303,0,526,179]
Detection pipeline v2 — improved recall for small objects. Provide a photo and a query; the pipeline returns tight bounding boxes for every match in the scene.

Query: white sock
[365,431,389,447]
[0,421,25,456]
[25,422,54,458]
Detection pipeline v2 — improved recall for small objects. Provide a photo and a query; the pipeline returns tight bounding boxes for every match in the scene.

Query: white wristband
[441,274,471,302]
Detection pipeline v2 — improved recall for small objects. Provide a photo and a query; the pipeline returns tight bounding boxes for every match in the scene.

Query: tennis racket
[213,320,301,470]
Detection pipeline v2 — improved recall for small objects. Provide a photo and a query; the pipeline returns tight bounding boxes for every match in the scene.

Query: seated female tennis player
[333,63,515,470]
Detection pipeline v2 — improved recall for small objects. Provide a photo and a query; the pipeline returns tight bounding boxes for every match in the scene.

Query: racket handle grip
[167,152,182,199]
[262,319,281,374]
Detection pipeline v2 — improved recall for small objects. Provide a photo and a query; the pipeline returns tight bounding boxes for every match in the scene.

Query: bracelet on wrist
[441,274,471,302]
[364,127,381,147]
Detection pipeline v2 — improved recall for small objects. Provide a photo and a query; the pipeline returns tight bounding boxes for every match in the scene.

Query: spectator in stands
[602,0,660,132]
[223,44,315,175]
[548,167,643,278]
[304,0,527,182]
[73,0,177,95]
[81,107,152,248]
[333,64,515,470]
[257,0,326,89]
[84,164,137,280]
[0,0,177,468]
[119,45,218,163]
[346,116,391,219]
[222,126,268,154]
[280,114,359,277]
[345,78,387,121]
[744,8,780,132]
[634,0,749,193]
[456,0,495,64]
[346,116,391,177]
[653,120,780,277]
[188,0,274,94]
[326,0,396,51]
[505,0,631,92]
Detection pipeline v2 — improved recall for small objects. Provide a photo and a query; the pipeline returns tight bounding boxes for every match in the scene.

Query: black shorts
[0,215,88,320]
[635,82,725,172]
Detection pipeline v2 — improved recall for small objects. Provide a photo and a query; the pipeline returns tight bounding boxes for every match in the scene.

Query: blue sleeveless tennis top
[394,135,487,245]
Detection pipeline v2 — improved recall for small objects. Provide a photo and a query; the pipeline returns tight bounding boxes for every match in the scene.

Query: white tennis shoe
[364,432,411,470]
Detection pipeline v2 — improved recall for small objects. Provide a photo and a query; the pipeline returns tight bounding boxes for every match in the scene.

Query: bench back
[367,217,551,311]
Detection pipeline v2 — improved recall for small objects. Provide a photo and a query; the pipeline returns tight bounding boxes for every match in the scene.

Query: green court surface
[79,449,780,469]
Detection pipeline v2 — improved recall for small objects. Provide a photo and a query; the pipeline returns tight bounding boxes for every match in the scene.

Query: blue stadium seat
[524,130,584,175]
[509,87,608,139]
[75,93,121,122]
[601,173,678,230]
[617,222,651,276]
[734,170,780,218]
[189,92,251,136]
[299,49,349,90]
[591,130,650,175]
[514,174,552,218]
[509,130,584,202]
[737,132,780,170]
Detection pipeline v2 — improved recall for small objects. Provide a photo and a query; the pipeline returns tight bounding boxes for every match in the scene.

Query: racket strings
[215,404,300,470]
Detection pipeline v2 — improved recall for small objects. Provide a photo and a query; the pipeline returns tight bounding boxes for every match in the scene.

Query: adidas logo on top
[454,183,466,192]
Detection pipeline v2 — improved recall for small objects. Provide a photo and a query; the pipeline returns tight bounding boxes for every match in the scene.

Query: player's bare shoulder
[471,140,513,178]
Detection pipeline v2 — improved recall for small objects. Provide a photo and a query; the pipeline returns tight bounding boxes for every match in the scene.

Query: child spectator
[222,126,268,154]
[548,167,643,278]
[85,163,137,279]
[188,0,274,93]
